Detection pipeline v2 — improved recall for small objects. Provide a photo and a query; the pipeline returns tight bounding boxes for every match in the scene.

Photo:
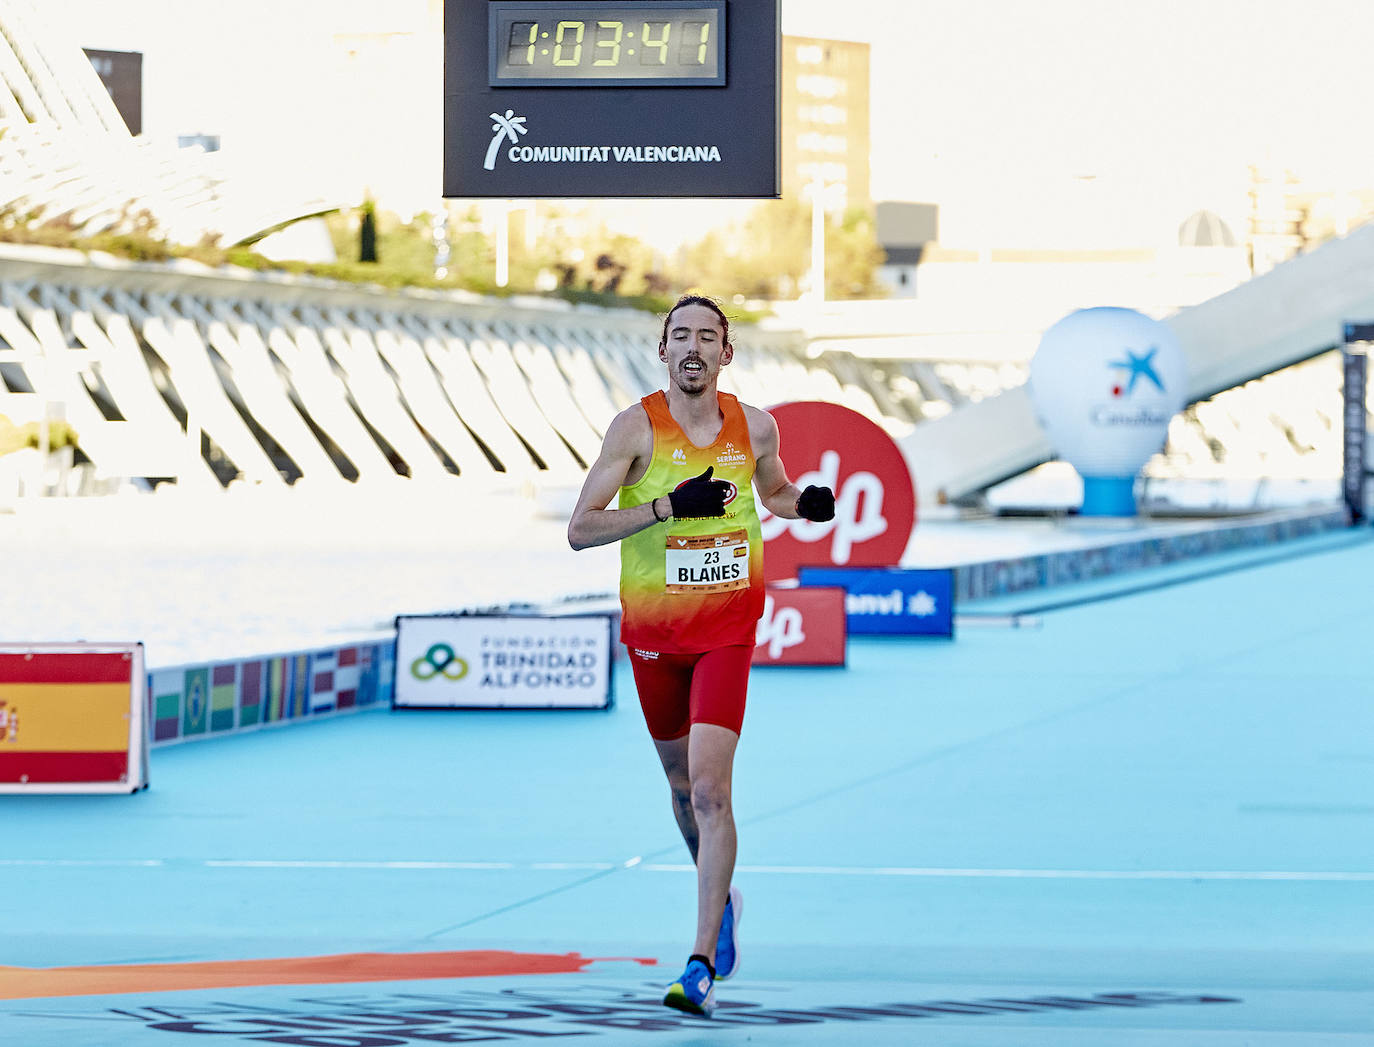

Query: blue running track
[3,529,1373,1045]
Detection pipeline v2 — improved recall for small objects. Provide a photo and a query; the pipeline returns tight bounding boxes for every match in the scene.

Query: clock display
[489,1,725,86]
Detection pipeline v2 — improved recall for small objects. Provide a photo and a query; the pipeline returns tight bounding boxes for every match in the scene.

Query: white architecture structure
[0,246,927,495]
[0,0,332,245]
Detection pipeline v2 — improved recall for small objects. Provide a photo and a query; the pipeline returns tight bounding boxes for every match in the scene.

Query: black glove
[668,466,730,518]
[796,484,835,522]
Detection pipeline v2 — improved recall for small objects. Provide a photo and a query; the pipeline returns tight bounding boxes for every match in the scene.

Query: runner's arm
[745,406,804,520]
[567,408,669,550]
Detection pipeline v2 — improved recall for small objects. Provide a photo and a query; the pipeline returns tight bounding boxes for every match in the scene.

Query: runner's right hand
[668,466,730,518]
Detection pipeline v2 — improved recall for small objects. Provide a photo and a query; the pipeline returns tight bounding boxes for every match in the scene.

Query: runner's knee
[690,774,731,819]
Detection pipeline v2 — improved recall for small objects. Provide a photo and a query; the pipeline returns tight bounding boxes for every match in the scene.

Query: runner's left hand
[796,485,835,522]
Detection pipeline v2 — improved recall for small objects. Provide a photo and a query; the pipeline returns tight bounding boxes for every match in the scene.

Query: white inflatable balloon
[1028,307,1187,515]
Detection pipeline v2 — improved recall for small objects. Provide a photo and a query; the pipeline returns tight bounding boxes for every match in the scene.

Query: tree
[675,200,886,300]
[825,207,887,299]
[358,199,378,263]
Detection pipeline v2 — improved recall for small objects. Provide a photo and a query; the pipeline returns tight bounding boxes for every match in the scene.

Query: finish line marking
[4,858,1372,880]
[0,950,656,1001]
[649,864,1374,881]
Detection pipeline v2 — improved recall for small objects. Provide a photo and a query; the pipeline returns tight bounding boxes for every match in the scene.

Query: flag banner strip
[145,639,397,747]
[153,693,179,720]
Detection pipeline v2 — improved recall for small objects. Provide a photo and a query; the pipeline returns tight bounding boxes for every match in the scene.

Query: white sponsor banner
[394,615,614,710]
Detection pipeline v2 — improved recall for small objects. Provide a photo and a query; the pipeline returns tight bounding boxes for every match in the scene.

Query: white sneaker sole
[664,981,717,1016]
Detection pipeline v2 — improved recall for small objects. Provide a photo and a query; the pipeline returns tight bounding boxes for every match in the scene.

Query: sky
[789,0,1374,188]
[56,0,1374,249]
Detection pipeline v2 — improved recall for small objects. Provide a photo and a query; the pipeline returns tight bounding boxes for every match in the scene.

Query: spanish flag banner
[0,645,147,793]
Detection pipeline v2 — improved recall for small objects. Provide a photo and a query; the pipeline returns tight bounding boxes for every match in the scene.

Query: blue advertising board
[797,567,955,637]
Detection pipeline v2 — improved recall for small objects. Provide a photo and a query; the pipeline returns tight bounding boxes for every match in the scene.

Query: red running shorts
[626,644,753,741]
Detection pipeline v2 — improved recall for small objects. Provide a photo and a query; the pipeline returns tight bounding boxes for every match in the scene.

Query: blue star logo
[1108,347,1165,396]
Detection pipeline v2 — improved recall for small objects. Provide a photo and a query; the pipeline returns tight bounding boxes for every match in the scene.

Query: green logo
[411,643,468,682]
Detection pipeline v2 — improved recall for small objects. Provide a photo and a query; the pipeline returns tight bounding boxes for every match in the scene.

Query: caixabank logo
[1028,307,1188,481]
[1094,346,1172,427]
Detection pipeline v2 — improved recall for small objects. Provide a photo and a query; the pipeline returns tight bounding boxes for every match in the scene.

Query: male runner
[567,294,835,1017]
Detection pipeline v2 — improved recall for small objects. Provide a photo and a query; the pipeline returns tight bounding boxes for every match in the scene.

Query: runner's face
[660,304,732,396]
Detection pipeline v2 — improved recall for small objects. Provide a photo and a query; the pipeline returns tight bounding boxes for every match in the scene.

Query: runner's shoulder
[603,402,653,457]
[739,402,779,452]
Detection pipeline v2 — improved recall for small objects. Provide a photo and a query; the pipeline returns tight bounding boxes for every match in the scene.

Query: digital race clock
[448,0,776,197]
[488,1,725,86]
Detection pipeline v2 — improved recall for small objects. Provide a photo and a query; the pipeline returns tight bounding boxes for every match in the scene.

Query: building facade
[780,36,870,214]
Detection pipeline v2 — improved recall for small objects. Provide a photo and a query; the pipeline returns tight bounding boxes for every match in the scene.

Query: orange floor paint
[0,949,658,1001]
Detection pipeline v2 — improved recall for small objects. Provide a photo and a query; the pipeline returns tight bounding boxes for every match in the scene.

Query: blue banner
[797,567,955,637]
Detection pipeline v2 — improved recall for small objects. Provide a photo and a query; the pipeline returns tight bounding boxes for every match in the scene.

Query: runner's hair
[660,294,730,347]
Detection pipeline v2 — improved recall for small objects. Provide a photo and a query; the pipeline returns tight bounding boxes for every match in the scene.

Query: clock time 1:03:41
[489,3,725,85]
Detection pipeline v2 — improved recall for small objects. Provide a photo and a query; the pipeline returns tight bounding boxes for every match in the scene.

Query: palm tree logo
[485,110,528,170]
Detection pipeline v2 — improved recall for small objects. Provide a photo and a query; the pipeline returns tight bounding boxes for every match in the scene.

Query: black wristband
[651,497,666,522]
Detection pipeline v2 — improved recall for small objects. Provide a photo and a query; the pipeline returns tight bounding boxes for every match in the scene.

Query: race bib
[665,528,751,594]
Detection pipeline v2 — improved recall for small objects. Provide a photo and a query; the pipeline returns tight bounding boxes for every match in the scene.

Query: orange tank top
[618,391,765,653]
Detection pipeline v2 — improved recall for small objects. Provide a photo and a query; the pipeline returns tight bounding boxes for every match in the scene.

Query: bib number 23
[665,529,750,595]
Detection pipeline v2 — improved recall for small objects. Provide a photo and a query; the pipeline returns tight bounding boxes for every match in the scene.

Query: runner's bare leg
[654,736,699,861]
[686,722,738,957]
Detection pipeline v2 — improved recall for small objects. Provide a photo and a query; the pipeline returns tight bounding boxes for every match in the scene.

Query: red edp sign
[762,401,917,583]
[752,586,846,667]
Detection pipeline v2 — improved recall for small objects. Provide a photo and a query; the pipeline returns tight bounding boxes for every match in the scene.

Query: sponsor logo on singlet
[716,440,748,466]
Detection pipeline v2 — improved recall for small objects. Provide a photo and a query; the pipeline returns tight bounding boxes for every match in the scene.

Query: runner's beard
[675,360,709,395]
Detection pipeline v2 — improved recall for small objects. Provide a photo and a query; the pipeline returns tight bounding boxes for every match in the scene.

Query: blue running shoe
[714,885,743,980]
[663,957,716,1016]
